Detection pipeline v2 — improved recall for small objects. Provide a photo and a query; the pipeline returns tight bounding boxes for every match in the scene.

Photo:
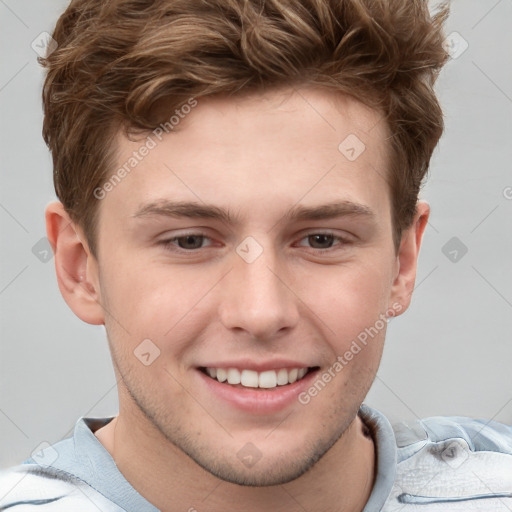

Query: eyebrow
[132,200,375,224]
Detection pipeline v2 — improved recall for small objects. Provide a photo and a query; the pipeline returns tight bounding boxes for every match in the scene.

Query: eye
[296,232,350,253]
[305,233,336,249]
[161,233,213,251]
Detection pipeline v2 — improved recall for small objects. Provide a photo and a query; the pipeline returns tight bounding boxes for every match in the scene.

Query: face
[89,87,404,485]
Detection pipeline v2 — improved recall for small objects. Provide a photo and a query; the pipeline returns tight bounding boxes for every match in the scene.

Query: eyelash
[159,231,351,255]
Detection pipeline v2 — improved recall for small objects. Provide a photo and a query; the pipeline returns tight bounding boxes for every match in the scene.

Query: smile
[199,366,318,390]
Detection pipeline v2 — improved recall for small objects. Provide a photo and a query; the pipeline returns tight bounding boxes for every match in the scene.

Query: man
[1,0,511,510]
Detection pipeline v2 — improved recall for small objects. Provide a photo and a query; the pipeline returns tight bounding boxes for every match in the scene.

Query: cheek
[100,253,197,324]
[302,261,393,338]
[99,258,216,361]
[295,262,392,385]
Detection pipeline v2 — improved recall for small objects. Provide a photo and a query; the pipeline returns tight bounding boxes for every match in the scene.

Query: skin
[46,86,429,512]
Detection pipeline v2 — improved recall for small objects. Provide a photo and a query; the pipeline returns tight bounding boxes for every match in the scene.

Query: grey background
[1,0,511,468]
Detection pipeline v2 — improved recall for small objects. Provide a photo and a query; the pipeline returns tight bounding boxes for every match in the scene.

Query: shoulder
[0,464,122,511]
[393,414,512,455]
[383,415,512,510]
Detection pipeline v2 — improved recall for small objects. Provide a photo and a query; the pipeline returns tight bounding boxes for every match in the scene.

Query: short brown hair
[40,0,449,256]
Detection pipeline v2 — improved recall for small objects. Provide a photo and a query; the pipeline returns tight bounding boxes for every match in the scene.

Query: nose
[218,241,300,340]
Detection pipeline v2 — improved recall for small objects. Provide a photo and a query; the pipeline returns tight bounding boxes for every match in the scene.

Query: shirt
[1,404,511,511]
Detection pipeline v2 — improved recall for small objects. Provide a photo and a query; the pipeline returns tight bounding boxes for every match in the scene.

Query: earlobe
[45,201,105,325]
[389,201,430,314]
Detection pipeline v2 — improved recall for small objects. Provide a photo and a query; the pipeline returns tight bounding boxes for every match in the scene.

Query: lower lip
[196,368,319,415]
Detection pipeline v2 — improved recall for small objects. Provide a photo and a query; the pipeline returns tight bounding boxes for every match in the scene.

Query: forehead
[102,86,391,227]
[151,87,388,165]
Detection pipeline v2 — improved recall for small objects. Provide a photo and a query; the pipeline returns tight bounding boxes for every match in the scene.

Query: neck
[95,408,375,512]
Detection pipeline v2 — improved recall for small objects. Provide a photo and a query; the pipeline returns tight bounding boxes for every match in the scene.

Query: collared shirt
[1,404,511,511]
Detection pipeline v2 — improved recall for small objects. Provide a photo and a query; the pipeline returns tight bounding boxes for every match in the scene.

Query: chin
[196,454,318,487]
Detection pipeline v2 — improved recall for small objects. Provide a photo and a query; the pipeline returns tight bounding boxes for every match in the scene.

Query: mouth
[196,364,322,414]
[198,366,320,391]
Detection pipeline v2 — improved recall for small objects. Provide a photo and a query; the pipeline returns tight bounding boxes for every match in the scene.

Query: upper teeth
[205,367,308,388]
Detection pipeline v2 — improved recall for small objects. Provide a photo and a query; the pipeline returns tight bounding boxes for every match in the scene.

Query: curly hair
[40,0,449,256]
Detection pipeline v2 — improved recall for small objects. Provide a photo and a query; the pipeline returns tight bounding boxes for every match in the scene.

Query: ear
[45,201,105,325]
[388,200,430,315]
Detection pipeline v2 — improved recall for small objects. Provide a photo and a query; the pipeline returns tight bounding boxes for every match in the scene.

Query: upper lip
[198,359,318,372]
